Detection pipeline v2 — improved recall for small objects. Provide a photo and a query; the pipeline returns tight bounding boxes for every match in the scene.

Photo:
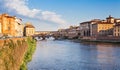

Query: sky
[0,0,120,31]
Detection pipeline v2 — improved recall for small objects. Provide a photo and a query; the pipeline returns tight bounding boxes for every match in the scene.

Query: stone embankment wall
[0,38,28,70]
[80,36,120,42]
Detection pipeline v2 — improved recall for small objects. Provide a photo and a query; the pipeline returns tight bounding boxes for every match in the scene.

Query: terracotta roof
[80,21,91,24]
[97,21,113,24]
[25,24,35,28]
[91,19,101,22]
[80,19,101,24]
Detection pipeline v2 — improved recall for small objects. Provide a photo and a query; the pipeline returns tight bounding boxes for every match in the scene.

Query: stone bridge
[32,31,58,40]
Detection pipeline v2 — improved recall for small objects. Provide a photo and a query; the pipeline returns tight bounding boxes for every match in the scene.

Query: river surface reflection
[27,40,120,70]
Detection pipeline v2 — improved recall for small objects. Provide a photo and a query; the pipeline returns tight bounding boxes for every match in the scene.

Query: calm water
[27,40,120,70]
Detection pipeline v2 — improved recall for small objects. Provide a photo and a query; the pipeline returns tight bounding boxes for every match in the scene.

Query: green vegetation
[20,37,36,70]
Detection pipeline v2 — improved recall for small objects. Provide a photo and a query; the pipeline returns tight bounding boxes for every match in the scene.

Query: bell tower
[106,15,114,23]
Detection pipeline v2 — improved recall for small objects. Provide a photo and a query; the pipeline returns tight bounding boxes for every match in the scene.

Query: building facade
[113,22,120,36]
[91,16,115,37]
[24,22,35,36]
[113,19,120,36]
[0,13,24,37]
[68,26,80,39]
[80,21,91,37]
[58,29,68,38]
[15,18,24,37]
[0,14,16,36]
[91,22,113,36]
[80,16,117,37]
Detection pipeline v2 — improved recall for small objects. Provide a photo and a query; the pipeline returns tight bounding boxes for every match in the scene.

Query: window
[8,27,10,30]
[114,29,116,32]
[115,33,116,36]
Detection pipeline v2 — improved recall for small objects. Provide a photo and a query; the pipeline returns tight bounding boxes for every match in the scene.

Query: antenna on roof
[109,15,111,18]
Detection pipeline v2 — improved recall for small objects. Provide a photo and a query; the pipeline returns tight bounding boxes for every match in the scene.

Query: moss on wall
[0,37,36,70]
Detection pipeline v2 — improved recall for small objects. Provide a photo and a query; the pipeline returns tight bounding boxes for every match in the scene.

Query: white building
[15,17,24,37]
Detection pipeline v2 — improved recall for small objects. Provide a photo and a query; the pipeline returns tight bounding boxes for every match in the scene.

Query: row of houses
[54,15,120,40]
[54,26,80,39]
[80,15,120,37]
[0,13,35,38]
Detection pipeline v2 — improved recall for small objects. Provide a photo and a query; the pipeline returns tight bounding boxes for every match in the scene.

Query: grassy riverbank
[20,37,36,70]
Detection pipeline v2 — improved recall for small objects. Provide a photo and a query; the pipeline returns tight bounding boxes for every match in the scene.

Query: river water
[27,40,120,70]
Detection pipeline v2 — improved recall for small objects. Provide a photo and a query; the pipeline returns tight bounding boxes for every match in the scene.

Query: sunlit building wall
[24,22,35,36]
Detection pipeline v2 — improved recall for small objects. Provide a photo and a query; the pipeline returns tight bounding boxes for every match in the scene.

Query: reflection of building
[96,43,114,64]
[24,22,35,36]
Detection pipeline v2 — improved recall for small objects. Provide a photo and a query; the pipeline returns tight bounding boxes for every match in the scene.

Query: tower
[106,15,115,23]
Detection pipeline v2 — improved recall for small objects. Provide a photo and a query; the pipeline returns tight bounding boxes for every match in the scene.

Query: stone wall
[80,36,120,42]
[0,38,28,70]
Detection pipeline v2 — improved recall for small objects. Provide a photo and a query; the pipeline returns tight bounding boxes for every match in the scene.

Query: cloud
[41,11,66,24]
[1,0,67,24]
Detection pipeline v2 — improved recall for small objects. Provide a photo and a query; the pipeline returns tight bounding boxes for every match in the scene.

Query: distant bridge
[33,31,58,40]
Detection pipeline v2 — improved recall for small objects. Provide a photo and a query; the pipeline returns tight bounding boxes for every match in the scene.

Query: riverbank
[20,37,36,70]
[0,38,28,70]
[56,38,120,44]
[56,36,120,43]
[0,37,36,70]
[79,36,120,43]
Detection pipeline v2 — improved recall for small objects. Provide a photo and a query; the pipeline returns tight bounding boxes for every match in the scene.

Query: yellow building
[91,22,113,36]
[0,14,16,36]
[91,16,114,36]
[24,22,35,36]
[0,13,24,37]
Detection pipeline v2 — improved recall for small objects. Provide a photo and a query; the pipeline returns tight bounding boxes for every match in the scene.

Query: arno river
[27,39,120,70]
